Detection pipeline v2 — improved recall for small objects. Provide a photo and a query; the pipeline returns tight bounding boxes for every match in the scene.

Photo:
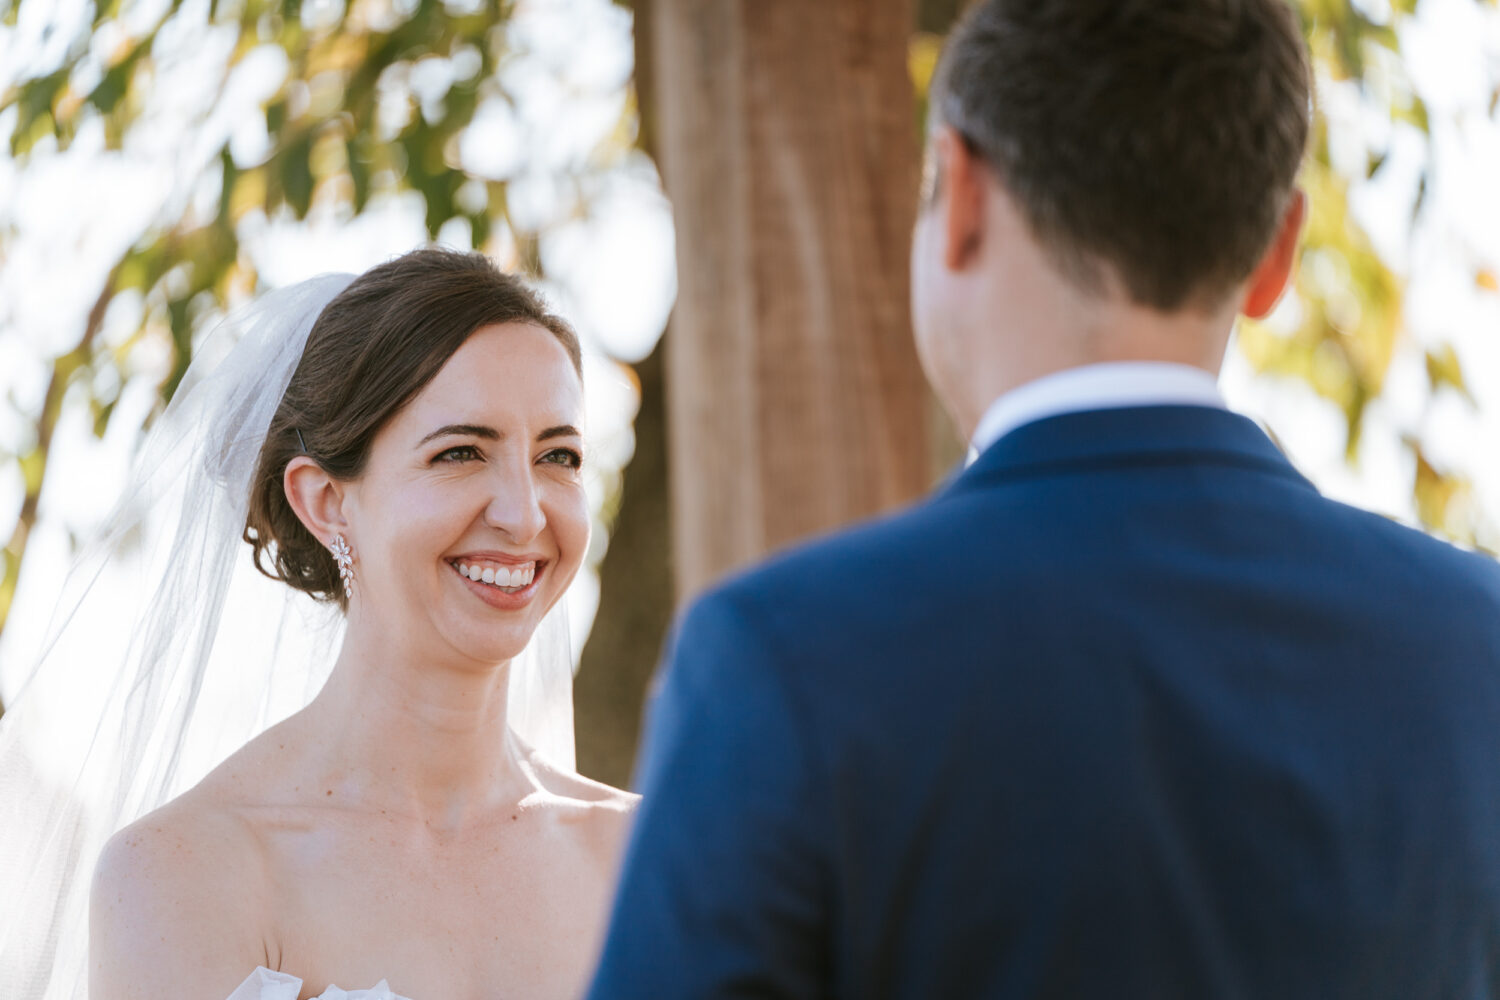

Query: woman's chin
[424,578,568,666]
[441,619,542,667]
[446,639,521,669]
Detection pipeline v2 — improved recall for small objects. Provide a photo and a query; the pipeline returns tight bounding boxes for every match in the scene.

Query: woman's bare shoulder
[527,751,640,813]
[91,783,271,999]
[88,724,313,999]
[97,715,307,871]
[521,753,640,864]
[95,774,266,887]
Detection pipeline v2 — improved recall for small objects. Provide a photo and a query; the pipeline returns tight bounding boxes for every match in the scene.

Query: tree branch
[0,268,118,651]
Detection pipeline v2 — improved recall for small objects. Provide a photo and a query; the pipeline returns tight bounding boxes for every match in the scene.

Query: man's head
[912,0,1312,435]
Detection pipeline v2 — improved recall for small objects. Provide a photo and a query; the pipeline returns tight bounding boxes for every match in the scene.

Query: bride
[2,248,635,1000]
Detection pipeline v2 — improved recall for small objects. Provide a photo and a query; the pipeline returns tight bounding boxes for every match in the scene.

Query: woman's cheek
[551,486,591,576]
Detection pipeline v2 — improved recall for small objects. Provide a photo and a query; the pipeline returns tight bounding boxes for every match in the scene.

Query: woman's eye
[434,445,482,463]
[540,448,583,469]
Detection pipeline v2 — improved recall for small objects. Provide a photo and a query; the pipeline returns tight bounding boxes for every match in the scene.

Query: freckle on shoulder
[98,773,271,891]
[92,788,272,994]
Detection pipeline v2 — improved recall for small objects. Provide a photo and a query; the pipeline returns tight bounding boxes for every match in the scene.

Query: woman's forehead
[404,324,583,425]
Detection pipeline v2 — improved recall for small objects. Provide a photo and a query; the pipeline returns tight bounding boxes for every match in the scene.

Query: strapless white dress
[225,966,413,1000]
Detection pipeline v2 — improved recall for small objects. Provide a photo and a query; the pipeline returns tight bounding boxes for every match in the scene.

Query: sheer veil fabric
[0,274,577,1000]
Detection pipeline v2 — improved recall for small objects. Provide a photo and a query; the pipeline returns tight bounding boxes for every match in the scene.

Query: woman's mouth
[447,557,546,611]
[451,558,537,593]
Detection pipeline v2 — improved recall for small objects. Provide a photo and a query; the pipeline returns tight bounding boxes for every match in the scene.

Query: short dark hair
[245,247,581,608]
[932,0,1311,311]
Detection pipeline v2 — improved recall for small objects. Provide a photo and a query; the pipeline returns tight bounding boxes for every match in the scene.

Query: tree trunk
[575,0,936,784]
[654,0,930,601]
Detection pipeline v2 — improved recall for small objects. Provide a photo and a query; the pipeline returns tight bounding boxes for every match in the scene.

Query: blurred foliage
[915,0,1499,552]
[0,0,637,645]
[1238,0,1497,551]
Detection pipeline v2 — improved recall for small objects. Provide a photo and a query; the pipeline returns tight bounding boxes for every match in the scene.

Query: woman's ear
[284,455,348,545]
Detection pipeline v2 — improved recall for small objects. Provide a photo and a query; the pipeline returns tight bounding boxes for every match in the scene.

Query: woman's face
[342,322,588,668]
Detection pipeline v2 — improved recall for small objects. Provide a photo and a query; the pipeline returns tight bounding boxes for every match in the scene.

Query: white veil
[0,273,576,1000]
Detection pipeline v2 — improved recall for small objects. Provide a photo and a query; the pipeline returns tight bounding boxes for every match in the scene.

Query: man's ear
[284,456,348,545]
[933,126,988,272]
[1243,189,1307,319]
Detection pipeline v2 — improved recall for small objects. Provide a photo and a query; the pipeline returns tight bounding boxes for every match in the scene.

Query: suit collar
[947,405,1316,495]
[968,362,1226,458]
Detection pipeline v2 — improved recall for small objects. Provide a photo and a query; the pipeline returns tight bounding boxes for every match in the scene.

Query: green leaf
[90,396,119,438]
[218,148,240,220]
[1361,21,1400,55]
[88,45,148,115]
[1426,344,1474,404]
[265,98,287,137]
[444,77,478,126]
[116,246,165,292]
[1395,95,1430,133]
[280,131,315,217]
[0,549,17,652]
[11,109,56,156]
[1414,448,1474,542]
[9,67,70,155]
[346,137,371,211]
[469,210,490,248]
[161,295,195,402]
[18,448,44,495]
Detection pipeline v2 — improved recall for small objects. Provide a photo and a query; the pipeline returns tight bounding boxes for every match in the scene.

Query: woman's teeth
[455,561,536,591]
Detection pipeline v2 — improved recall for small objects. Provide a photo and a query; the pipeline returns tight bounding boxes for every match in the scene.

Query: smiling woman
[245,249,584,613]
[275,317,592,674]
[0,248,637,1000]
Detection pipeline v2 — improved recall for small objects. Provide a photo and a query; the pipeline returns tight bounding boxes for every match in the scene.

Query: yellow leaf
[307,34,368,77]
[909,34,943,99]
[1426,344,1473,403]
[1414,450,1475,542]
[55,84,84,122]
[18,449,44,496]
[1478,269,1498,292]
[229,169,267,222]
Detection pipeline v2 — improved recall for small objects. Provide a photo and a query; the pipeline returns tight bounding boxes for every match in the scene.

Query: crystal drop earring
[330,533,355,600]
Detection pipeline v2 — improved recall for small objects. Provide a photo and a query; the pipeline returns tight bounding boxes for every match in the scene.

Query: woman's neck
[299,618,534,832]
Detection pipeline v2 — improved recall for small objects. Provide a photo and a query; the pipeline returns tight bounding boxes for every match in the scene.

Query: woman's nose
[483,463,547,543]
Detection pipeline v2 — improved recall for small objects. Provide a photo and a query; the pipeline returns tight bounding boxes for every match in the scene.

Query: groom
[588,1,1500,997]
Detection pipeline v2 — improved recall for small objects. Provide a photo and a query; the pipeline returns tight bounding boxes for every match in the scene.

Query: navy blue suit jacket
[587,406,1500,999]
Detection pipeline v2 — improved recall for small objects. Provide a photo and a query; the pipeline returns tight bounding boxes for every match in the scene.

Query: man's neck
[950,299,1236,440]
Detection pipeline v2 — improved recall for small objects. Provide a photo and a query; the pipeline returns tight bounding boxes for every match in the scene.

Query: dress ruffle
[224,966,413,1000]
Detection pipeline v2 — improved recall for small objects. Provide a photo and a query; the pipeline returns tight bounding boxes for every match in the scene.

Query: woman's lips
[448,558,545,610]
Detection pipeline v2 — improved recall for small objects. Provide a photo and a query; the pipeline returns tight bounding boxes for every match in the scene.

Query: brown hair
[932,0,1311,311]
[244,247,581,608]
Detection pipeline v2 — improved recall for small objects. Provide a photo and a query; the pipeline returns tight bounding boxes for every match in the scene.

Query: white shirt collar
[968,362,1226,461]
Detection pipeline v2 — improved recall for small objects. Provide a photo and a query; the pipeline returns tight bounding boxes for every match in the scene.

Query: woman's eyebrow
[537,425,581,442]
[417,423,500,447]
